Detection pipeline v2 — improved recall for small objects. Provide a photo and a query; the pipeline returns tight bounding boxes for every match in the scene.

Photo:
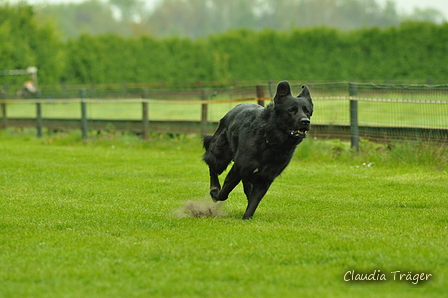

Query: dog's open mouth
[289,129,308,138]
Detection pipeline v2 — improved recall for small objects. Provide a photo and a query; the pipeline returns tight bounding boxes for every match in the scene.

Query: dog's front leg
[242,178,272,220]
[242,179,253,199]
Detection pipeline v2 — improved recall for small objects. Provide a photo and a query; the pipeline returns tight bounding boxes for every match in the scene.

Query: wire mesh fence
[1,82,447,144]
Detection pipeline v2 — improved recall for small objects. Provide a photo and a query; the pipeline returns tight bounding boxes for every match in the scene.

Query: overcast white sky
[7,0,448,19]
[378,0,448,17]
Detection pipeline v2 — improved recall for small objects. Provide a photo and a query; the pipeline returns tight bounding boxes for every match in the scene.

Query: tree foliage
[37,0,125,38]
[32,0,447,39]
[0,3,64,85]
[1,3,448,86]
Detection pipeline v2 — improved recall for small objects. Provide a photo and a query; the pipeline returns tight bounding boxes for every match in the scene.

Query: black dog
[202,81,313,219]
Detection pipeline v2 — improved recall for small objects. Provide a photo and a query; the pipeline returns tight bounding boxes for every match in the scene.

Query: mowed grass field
[0,130,447,298]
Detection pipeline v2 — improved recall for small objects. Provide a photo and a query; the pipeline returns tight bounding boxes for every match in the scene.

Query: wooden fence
[1,83,448,147]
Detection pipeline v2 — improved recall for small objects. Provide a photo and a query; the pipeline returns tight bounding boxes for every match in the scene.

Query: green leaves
[0,4,64,85]
[2,3,448,86]
[59,22,448,84]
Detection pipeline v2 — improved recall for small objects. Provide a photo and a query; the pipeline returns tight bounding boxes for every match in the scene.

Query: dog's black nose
[301,118,310,125]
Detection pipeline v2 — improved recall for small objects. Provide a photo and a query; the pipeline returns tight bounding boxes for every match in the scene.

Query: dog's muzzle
[289,118,310,138]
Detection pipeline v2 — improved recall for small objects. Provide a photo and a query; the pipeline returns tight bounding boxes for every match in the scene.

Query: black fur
[202,81,313,219]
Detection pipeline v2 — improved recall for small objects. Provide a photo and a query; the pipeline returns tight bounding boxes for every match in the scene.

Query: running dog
[202,81,313,219]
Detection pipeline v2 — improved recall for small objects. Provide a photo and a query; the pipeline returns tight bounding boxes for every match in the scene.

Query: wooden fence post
[256,85,265,107]
[36,102,43,137]
[268,80,274,97]
[349,82,359,152]
[201,89,209,136]
[141,88,149,140]
[1,102,6,130]
[80,89,88,139]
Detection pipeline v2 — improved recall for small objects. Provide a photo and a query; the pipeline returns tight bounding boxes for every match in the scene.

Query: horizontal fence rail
[1,82,447,148]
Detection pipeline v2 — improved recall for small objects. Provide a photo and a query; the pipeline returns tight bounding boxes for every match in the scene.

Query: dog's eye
[303,107,309,114]
[289,107,298,114]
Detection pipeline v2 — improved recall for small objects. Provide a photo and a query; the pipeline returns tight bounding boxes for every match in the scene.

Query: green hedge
[2,4,448,86]
[62,23,448,84]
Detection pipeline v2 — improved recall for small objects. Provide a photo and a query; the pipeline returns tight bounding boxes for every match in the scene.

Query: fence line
[311,96,448,105]
[1,83,447,147]
[3,95,447,105]
[0,97,271,105]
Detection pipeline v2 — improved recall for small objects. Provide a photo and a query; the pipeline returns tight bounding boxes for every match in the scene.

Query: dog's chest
[254,143,296,175]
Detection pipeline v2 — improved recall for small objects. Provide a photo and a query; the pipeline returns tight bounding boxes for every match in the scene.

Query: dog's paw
[210,187,220,202]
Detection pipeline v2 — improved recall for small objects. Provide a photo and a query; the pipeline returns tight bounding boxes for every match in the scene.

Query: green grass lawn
[0,130,447,298]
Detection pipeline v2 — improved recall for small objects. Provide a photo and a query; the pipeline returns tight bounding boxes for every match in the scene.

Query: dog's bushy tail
[203,135,213,150]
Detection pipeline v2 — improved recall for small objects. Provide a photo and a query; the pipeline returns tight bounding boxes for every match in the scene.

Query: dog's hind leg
[204,152,232,201]
[213,164,242,202]
[203,133,234,201]
[209,167,221,201]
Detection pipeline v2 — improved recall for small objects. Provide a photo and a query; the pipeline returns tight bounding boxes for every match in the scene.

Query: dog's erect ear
[274,81,292,104]
[298,85,312,103]
[277,81,291,96]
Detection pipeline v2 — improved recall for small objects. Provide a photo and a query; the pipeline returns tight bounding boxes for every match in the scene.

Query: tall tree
[0,3,64,85]
[37,0,126,38]
[21,0,448,39]
[405,7,445,24]
[108,0,146,22]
